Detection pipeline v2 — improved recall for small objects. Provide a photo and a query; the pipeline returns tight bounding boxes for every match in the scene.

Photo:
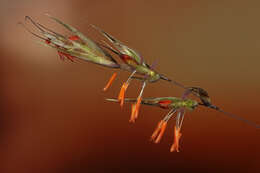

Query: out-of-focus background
[1,0,260,172]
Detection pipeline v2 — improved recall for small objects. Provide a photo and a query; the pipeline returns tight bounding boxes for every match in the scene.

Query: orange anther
[118,82,129,108]
[170,127,182,152]
[129,104,137,123]
[134,97,142,119]
[150,120,167,143]
[155,121,167,143]
[103,73,117,91]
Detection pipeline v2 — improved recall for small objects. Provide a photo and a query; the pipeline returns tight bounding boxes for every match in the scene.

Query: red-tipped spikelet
[21,15,120,68]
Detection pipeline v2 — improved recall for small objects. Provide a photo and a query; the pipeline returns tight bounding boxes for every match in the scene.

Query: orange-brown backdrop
[1,0,259,173]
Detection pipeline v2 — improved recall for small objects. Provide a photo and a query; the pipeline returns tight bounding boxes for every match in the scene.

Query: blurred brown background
[1,0,260,173]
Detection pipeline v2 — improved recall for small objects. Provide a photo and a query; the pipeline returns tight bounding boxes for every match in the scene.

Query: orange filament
[150,120,167,143]
[118,82,129,108]
[103,73,117,91]
[170,127,182,152]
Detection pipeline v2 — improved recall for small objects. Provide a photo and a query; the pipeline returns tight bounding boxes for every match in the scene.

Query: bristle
[105,98,119,102]
[18,22,47,41]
